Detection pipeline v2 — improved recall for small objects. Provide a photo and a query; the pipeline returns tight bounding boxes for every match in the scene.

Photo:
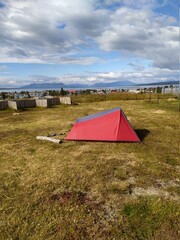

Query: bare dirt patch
[153,110,166,114]
[167,98,177,101]
[132,187,179,200]
[50,191,90,205]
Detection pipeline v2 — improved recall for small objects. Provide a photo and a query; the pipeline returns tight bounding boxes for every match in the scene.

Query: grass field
[0,98,179,239]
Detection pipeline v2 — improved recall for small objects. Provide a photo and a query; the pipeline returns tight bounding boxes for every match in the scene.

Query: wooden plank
[36,136,62,144]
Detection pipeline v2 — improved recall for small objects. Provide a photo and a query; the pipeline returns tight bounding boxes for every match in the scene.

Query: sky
[0,0,179,87]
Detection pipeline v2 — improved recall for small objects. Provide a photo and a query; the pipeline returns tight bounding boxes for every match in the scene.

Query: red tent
[65,107,140,142]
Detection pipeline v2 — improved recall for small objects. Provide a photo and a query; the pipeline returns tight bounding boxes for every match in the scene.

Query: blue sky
[0,0,179,87]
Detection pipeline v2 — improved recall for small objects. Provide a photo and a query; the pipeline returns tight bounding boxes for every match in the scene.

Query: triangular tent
[65,107,140,142]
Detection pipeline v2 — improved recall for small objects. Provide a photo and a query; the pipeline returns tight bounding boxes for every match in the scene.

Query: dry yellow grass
[0,99,179,239]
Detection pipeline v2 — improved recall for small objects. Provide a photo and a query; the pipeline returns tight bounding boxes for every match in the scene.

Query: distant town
[0,84,179,100]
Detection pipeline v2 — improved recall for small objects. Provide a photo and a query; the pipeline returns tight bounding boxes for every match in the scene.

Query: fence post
[157,94,159,103]
[149,93,151,102]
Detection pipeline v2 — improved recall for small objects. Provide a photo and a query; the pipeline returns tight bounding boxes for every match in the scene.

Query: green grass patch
[122,197,180,240]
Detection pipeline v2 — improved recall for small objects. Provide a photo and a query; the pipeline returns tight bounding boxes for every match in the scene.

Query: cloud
[85,68,178,84]
[97,7,178,69]
[0,67,178,88]
[0,77,21,87]
[57,57,100,65]
[0,0,178,72]
[0,0,110,64]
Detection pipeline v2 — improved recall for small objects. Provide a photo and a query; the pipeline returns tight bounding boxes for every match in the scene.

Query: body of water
[0,84,179,93]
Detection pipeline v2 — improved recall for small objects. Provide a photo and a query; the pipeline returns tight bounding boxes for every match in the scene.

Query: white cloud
[86,68,178,84]
[0,0,110,64]
[0,0,178,71]
[0,77,21,87]
[0,67,177,87]
[97,7,178,69]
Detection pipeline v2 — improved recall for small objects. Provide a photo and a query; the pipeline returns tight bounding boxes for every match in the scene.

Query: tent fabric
[75,107,121,124]
[65,107,140,142]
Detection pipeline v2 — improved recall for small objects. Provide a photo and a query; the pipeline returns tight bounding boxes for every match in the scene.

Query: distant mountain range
[138,80,179,86]
[20,80,135,89]
[0,80,178,90]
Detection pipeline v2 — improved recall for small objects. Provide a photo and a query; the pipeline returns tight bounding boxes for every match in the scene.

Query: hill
[138,80,179,86]
[20,80,135,89]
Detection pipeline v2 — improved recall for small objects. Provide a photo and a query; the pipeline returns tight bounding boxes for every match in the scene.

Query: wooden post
[149,93,151,102]
[157,94,159,103]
